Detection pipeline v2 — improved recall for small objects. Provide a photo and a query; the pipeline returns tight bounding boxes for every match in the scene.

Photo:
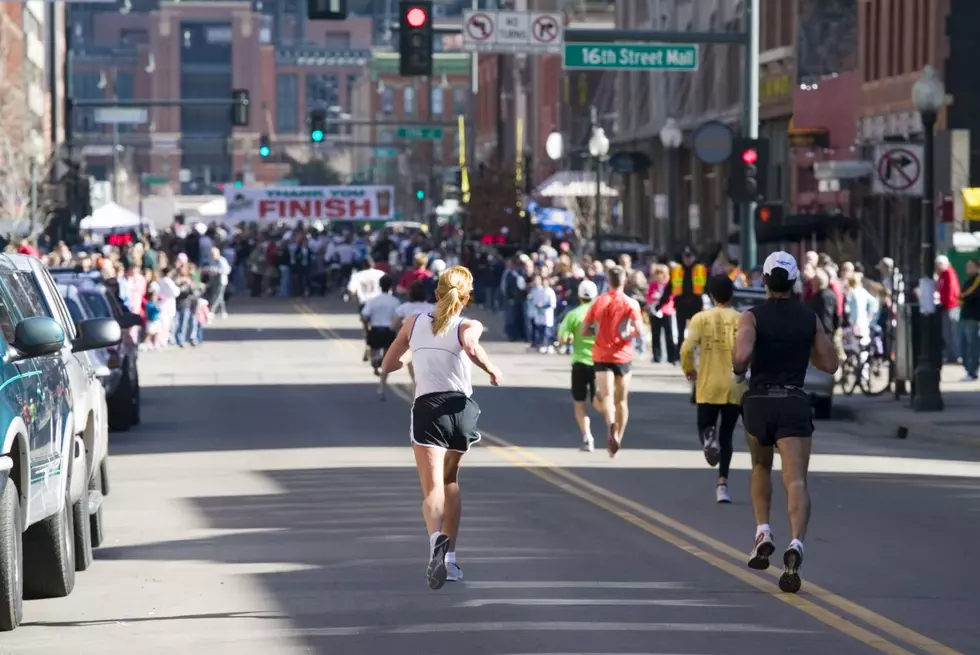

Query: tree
[286,158,342,186]
[0,34,54,242]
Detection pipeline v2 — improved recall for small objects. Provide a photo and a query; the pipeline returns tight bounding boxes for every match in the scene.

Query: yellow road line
[293,301,961,655]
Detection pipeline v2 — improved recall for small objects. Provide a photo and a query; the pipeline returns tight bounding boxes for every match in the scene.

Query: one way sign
[873,144,923,196]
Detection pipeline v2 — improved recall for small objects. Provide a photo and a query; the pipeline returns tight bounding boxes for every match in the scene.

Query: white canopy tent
[197,196,226,218]
[80,202,148,232]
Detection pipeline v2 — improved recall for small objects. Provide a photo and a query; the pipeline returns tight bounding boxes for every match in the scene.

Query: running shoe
[779,544,804,593]
[581,434,595,452]
[701,425,720,467]
[607,424,621,458]
[447,561,464,582]
[715,483,732,504]
[426,534,451,590]
[748,530,775,570]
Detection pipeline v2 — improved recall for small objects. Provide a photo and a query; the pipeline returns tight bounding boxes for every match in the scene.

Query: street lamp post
[659,118,682,258]
[588,122,610,256]
[911,64,945,412]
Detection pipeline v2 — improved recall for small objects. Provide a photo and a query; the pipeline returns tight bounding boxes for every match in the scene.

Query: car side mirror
[72,318,122,353]
[118,312,142,329]
[11,317,66,361]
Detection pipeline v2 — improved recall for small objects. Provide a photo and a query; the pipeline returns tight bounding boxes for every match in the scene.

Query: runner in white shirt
[381,265,502,590]
[391,281,436,385]
[348,258,386,362]
[361,275,402,399]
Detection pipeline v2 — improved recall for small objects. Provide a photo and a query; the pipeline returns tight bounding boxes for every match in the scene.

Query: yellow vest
[671,263,708,295]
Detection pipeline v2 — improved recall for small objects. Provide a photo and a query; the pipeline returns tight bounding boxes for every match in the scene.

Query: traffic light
[310,109,326,142]
[416,189,425,200]
[234,172,244,188]
[399,1,433,77]
[308,0,347,20]
[754,202,784,233]
[259,134,271,158]
[231,89,250,127]
[726,137,769,203]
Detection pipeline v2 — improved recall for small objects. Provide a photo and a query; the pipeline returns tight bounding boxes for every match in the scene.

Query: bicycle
[838,329,891,396]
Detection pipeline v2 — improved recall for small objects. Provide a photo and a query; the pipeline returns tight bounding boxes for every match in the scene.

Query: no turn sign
[872,144,923,196]
[532,13,560,44]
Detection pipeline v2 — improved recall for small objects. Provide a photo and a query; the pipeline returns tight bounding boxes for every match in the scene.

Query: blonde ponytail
[431,265,473,335]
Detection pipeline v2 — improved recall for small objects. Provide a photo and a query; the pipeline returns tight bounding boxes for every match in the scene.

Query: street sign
[397,127,443,140]
[693,121,734,165]
[141,175,168,186]
[374,147,399,158]
[462,10,563,54]
[873,144,923,196]
[562,43,699,71]
[94,108,148,124]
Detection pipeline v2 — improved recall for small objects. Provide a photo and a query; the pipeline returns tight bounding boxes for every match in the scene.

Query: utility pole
[740,0,760,269]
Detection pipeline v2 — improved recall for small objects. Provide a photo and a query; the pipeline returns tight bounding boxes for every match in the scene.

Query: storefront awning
[534,171,619,198]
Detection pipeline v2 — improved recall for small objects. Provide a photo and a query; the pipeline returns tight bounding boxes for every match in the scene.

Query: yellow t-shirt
[680,306,745,405]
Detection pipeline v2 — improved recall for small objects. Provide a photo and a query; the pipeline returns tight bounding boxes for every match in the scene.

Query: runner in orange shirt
[582,266,645,457]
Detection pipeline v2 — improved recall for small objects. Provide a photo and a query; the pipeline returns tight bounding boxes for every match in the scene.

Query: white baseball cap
[762,251,799,281]
[577,279,598,299]
[430,259,447,274]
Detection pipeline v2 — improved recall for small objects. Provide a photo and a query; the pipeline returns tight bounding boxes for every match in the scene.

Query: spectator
[935,255,961,363]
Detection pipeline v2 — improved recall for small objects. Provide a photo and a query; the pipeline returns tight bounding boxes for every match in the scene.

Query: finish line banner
[223,186,395,222]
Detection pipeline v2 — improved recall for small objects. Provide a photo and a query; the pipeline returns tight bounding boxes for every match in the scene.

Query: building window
[276,73,299,133]
[911,0,920,69]
[920,0,930,71]
[307,73,339,112]
[324,31,350,49]
[862,1,872,81]
[381,86,394,115]
[872,0,880,80]
[452,87,467,116]
[430,86,444,117]
[346,74,357,112]
[779,0,793,47]
[403,86,416,116]
[115,71,135,133]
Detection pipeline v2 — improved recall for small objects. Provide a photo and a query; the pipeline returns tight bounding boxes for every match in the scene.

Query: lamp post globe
[545,130,563,161]
[912,65,945,115]
[589,126,609,158]
[659,117,682,149]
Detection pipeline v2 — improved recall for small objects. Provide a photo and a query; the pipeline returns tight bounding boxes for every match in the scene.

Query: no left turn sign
[466,13,494,41]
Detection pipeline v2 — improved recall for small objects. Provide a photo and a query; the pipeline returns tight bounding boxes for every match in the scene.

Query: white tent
[197,196,226,218]
[80,202,146,232]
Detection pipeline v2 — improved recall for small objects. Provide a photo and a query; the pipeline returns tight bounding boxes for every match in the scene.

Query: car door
[0,271,70,519]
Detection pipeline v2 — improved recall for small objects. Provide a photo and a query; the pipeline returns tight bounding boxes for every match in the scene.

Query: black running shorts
[411,392,482,452]
[594,361,632,377]
[741,386,814,446]
[367,326,395,350]
[570,362,596,402]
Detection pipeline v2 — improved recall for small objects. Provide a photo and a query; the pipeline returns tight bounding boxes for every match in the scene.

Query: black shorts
[367,327,395,350]
[741,386,814,447]
[411,392,482,452]
[594,361,632,377]
[571,362,596,402]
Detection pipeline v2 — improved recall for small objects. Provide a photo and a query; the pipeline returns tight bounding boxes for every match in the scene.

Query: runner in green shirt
[557,279,601,451]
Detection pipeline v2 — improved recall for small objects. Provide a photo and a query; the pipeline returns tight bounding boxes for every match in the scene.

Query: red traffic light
[741,148,758,165]
[759,207,771,222]
[406,7,427,27]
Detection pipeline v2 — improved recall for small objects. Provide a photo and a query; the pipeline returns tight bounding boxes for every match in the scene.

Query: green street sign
[278,178,299,186]
[398,127,443,140]
[141,175,168,185]
[562,43,699,71]
[374,147,399,158]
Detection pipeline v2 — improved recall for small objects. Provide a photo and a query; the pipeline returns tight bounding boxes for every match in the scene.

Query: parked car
[49,271,141,431]
[0,254,121,631]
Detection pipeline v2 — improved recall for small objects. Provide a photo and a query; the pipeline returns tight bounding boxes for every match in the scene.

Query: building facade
[67,0,373,197]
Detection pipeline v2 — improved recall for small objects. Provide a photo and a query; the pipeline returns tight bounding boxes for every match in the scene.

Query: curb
[834,403,979,450]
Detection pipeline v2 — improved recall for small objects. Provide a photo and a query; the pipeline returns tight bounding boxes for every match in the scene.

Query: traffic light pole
[740,0,760,269]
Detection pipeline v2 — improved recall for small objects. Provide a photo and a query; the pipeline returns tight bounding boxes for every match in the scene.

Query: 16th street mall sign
[562,43,699,71]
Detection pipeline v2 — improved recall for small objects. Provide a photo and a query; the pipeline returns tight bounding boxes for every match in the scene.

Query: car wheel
[23,483,75,599]
[72,492,92,571]
[89,465,106,549]
[813,396,833,420]
[0,482,24,631]
[131,372,141,426]
[99,458,110,497]
[108,372,134,432]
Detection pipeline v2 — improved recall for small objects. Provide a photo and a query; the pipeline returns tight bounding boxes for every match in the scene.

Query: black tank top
[747,297,816,389]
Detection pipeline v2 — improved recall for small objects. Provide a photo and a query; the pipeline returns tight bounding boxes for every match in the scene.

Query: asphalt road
[5,297,979,655]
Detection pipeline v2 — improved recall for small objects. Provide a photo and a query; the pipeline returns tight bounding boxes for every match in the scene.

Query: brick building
[67,1,372,195]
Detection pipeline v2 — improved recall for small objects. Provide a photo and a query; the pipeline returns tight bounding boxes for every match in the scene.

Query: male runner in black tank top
[732,252,839,594]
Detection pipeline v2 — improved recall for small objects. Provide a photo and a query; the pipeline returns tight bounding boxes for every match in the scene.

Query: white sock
[446,551,456,564]
[429,531,442,552]
[756,523,771,536]
[789,538,803,553]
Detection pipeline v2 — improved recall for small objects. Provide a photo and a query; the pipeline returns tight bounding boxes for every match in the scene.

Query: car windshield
[81,293,112,319]
[64,296,86,323]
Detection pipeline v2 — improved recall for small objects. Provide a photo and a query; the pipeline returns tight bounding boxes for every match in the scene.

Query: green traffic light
[416,190,424,200]
[311,130,324,143]
[259,146,270,157]
[235,181,243,188]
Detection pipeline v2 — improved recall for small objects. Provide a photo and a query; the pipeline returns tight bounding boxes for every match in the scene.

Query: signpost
[374,147,399,158]
[873,144,923,196]
[562,43,699,70]
[398,127,443,140]
[462,10,563,54]
[692,121,734,165]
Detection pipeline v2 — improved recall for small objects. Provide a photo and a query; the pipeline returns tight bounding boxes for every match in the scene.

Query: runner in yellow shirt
[680,274,745,504]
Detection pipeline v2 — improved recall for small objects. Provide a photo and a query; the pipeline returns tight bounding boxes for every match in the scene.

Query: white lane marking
[459,598,743,608]
[318,555,560,569]
[385,621,811,634]
[465,581,689,590]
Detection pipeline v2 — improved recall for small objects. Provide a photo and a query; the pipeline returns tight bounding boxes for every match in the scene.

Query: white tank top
[409,313,473,399]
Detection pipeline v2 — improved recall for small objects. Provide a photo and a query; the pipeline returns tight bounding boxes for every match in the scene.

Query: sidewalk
[834,367,980,448]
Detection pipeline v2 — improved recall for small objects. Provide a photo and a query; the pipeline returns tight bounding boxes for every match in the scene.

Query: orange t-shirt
[583,290,643,364]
